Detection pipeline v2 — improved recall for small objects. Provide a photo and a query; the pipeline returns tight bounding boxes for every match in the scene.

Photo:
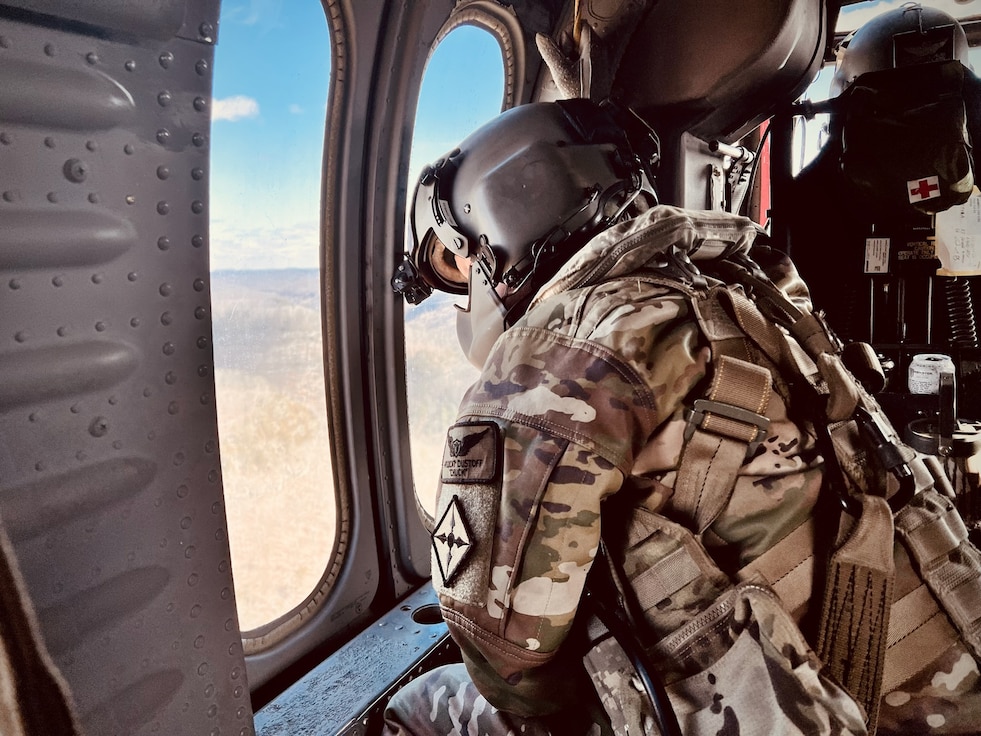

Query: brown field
[212,271,475,630]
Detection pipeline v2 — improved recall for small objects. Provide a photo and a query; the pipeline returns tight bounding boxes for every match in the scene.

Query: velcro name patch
[441,421,499,484]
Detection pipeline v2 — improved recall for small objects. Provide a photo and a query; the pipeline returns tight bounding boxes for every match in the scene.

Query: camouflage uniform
[384,206,981,735]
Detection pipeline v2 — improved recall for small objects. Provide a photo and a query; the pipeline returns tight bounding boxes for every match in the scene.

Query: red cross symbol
[908,176,940,202]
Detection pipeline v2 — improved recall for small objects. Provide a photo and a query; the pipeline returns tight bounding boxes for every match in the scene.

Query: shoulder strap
[672,352,771,532]
[684,258,904,733]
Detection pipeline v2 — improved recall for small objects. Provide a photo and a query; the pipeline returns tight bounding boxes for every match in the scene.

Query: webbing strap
[673,354,771,532]
[631,545,702,610]
[737,519,815,622]
[882,606,955,693]
[724,286,859,422]
[903,500,968,561]
[895,489,981,659]
[817,494,895,735]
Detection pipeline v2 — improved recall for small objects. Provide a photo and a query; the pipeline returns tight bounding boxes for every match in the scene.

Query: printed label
[864,238,890,274]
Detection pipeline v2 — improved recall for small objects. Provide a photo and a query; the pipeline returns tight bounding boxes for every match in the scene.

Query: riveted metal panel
[0,2,251,734]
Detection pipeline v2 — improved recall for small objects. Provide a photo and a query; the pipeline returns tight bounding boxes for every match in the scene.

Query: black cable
[585,545,684,736]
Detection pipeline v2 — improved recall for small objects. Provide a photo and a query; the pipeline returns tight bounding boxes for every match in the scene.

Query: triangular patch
[431,495,474,586]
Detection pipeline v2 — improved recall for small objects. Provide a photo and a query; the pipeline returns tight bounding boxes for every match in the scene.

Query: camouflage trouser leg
[382,663,606,736]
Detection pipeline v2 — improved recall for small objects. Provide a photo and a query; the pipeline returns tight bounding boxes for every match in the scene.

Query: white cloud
[214,95,260,122]
[289,104,303,115]
[210,217,320,271]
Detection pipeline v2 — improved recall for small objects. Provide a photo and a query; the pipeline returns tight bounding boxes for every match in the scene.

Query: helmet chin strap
[455,245,509,368]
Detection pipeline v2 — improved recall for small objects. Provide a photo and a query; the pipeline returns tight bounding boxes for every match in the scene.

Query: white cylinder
[908,353,956,395]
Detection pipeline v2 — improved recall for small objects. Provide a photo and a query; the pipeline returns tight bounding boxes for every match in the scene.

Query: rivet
[86,52,98,65]
[14,331,28,343]
[191,234,204,248]
[191,167,204,181]
[125,195,136,205]
[156,165,170,180]
[192,278,205,292]
[158,236,171,250]
[47,192,59,203]
[43,43,55,57]
[52,275,64,287]
[195,59,209,76]
[199,22,214,40]
[156,129,170,144]
[127,272,138,282]
[3,191,18,202]
[124,60,136,72]
[161,311,173,325]
[88,416,109,437]
[91,273,103,284]
[193,97,207,112]
[88,193,100,203]
[159,51,174,68]
[157,201,170,215]
[123,143,134,155]
[44,136,55,148]
[159,283,173,296]
[157,91,172,107]
[191,200,204,214]
[162,342,175,355]
[64,158,88,182]
[8,279,21,290]
[192,133,205,147]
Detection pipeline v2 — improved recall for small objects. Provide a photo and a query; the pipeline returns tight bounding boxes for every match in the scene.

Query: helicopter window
[404,25,506,517]
[209,1,333,632]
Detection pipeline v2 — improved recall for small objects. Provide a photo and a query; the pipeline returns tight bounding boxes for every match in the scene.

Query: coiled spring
[944,277,979,348]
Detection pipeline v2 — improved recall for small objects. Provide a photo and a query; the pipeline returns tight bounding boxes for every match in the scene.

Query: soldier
[387,97,981,735]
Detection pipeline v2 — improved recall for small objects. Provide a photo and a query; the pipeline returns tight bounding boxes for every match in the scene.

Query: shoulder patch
[441,421,500,484]
[431,495,474,586]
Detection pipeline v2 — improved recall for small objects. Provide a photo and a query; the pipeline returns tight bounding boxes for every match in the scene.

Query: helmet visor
[423,231,470,291]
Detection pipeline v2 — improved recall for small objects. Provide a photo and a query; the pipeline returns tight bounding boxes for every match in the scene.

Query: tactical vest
[571,207,981,736]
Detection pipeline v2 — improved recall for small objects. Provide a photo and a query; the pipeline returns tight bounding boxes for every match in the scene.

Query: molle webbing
[736,519,815,622]
[895,489,981,659]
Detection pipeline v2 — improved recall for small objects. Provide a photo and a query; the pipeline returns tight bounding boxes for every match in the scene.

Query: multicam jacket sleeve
[430,278,712,716]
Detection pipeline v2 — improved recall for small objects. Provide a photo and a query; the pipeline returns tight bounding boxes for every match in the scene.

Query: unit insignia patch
[441,421,499,484]
[431,495,473,586]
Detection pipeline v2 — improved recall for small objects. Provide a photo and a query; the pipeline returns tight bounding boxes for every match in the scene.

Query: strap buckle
[684,399,771,458]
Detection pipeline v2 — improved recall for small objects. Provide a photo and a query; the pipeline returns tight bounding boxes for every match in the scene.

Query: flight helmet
[392,100,657,367]
[823,3,976,215]
[831,3,970,96]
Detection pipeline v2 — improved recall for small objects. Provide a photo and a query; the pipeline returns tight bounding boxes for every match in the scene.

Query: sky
[208,1,981,270]
[209,1,503,271]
